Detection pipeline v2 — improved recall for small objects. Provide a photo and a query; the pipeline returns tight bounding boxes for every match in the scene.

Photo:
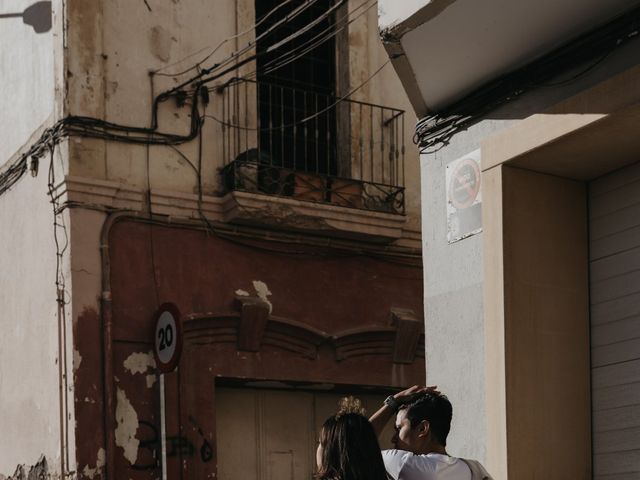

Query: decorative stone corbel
[236,296,271,352]
[391,308,423,364]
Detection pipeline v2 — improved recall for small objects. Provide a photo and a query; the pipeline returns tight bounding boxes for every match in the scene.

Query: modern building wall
[417,31,640,465]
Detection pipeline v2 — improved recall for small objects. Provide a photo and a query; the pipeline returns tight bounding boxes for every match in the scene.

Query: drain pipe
[100,211,142,480]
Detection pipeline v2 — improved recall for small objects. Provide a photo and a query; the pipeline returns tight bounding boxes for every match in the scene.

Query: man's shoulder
[381,449,437,466]
[382,451,466,476]
[457,458,494,480]
[381,450,438,480]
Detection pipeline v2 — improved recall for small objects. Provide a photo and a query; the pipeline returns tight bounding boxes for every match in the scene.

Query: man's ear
[417,420,430,438]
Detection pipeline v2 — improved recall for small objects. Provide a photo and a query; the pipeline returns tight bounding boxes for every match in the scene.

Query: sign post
[153,303,183,480]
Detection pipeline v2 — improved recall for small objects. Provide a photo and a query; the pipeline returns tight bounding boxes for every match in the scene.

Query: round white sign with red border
[153,303,183,373]
[448,157,481,210]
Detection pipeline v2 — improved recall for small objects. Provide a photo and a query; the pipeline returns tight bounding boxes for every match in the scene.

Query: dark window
[255,0,338,175]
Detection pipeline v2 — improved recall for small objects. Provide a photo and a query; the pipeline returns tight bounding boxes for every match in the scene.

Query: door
[589,161,640,478]
[215,387,395,480]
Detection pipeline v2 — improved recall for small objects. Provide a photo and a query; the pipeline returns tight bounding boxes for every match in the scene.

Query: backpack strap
[458,458,493,480]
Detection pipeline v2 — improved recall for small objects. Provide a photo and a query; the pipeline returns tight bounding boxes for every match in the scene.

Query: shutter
[589,161,640,479]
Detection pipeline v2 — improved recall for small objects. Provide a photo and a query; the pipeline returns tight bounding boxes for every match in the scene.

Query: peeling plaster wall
[0,154,66,474]
[68,209,107,478]
[347,2,421,233]
[48,2,426,475]
[0,0,59,163]
[63,0,421,235]
[64,0,246,193]
[419,37,640,463]
[106,219,424,478]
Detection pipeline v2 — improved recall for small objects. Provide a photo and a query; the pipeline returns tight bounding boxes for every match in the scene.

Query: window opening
[255,0,338,176]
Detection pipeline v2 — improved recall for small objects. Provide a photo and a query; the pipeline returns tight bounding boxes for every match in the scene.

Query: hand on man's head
[393,385,439,406]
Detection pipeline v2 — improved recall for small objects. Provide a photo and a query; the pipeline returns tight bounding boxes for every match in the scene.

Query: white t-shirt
[382,450,472,480]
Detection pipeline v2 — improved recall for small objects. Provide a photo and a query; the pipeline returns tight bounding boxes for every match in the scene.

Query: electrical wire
[414,5,640,153]
[203,59,390,132]
[0,0,375,199]
[244,0,376,82]
[161,0,330,95]
[152,0,309,78]
[199,0,374,92]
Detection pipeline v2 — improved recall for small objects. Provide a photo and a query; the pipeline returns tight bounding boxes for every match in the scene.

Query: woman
[316,397,390,480]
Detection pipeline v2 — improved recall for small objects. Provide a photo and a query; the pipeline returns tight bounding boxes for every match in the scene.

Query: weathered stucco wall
[0,1,70,475]
[348,3,421,233]
[419,37,640,462]
[0,151,69,476]
[56,2,425,477]
[0,0,57,163]
[99,219,424,479]
[63,0,421,235]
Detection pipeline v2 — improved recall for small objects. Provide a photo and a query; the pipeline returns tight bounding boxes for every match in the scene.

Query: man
[369,385,493,480]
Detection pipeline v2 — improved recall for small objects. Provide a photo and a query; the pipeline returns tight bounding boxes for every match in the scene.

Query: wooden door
[215,387,394,480]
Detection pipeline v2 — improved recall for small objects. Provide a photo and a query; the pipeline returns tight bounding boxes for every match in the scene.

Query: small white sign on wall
[446,149,482,243]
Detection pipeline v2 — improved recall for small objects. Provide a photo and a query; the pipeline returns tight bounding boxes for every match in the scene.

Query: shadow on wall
[0,1,52,34]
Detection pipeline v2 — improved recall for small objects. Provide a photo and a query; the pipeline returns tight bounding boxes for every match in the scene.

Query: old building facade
[0,1,424,479]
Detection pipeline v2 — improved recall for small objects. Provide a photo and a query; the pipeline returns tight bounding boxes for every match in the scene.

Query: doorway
[588,161,640,477]
[215,387,395,480]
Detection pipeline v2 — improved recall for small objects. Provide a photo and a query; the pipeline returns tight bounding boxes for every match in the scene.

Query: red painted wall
[74,218,424,479]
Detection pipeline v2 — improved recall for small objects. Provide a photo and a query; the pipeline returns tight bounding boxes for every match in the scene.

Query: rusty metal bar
[244,80,249,155]
[369,106,373,184]
[380,107,385,185]
[257,83,262,162]
[304,91,308,173]
[315,93,319,173]
[293,89,297,164]
[268,84,273,166]
[221,87,227,166]
[401,115,406,188]
[358,103,363,182]
[280,85,285,168]
[219,78,406,202]
[326,95,330,176]
[235,79,240,161]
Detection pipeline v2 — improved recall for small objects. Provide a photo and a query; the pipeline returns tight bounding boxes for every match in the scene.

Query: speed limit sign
[153,303,183,373]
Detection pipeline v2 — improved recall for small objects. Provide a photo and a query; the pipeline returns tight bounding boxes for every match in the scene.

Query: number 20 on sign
[153,303,183,373]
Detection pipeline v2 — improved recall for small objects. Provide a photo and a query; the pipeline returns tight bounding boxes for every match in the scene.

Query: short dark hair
[317,413,388,480]
[400,392,452,446]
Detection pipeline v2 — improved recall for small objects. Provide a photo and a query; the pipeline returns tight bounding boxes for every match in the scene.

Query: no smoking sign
[449,158,481,209]
[153,303,183,373]
[446,150,482,243]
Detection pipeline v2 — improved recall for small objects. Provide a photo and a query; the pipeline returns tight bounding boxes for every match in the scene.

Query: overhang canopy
[379,0,640,116]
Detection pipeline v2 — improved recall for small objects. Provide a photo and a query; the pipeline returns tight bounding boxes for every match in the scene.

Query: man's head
[391,392,453,454]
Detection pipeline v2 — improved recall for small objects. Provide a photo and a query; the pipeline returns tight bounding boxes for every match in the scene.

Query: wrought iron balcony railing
[215,78,406,214]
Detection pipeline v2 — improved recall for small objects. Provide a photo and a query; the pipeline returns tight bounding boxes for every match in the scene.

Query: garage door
[589,161,640,479]
[215,387,395,480]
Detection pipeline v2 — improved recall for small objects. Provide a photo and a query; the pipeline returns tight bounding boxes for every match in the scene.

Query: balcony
[216,79,406,220]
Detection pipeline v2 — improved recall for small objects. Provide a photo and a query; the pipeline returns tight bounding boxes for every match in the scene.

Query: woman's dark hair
[316,412,389,480]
